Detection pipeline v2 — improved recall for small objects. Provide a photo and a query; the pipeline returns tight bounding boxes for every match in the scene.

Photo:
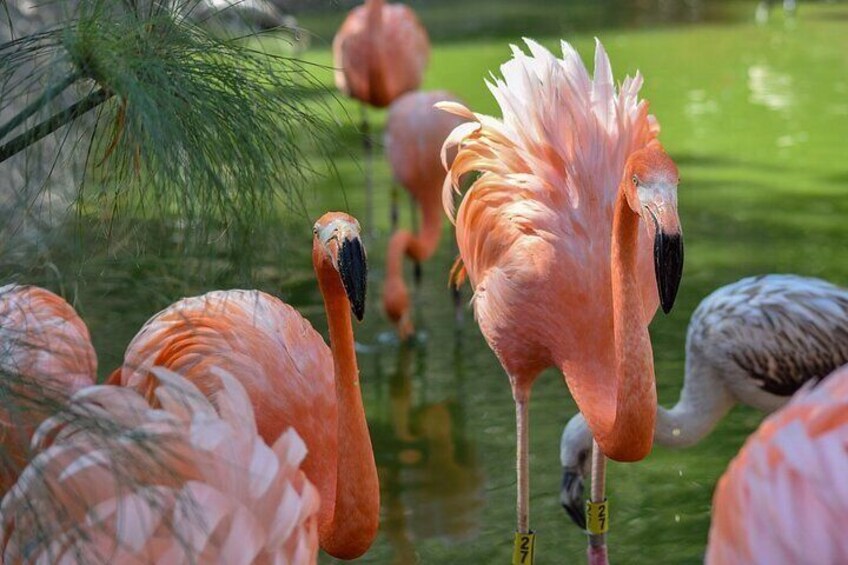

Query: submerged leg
[360,104,373,238]
[586,439,609,565]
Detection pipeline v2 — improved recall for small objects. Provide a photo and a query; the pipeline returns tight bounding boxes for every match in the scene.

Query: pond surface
[4,1,848,563]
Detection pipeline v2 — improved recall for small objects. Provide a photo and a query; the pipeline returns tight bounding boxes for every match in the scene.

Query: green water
[4,1,848,563]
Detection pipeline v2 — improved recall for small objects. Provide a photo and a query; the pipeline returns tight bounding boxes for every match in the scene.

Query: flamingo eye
[631,175,639,186]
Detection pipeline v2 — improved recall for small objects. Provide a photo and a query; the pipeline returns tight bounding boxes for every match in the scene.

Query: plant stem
[0,88,113,164]
[0,72,82,141]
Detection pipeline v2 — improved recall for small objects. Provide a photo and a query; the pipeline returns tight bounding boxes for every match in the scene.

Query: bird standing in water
[382,90,466,339]
[0,284,97,492]
[109,212,379,559]
[333,0,430,233]
[706,363,848,564]
[440,39,683,562]
[559,274,848,528]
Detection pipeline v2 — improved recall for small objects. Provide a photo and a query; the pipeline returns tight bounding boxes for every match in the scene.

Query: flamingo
[0,284,97,492]
[382,90,465,338]
[439,38,683,561]
[333,0,430,233]
[706,363,848,564]
[1,367,321,563]
[559,274,848,528]
[108,212,379,560]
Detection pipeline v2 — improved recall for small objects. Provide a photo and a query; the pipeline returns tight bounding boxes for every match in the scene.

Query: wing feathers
[1,371,319,563]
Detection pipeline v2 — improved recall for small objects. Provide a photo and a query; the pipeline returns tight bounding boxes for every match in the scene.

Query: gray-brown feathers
[688,274,848,398]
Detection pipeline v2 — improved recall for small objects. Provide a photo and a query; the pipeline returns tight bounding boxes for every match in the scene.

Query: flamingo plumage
[108,212,379,560]
[333,0,429,109]
[559,274,848,528]
[333,0,430,233]
[706,364,848,564]
[0,284,97,492]
[439,38,683,552]
[1,367,320,563]
[382,90,466,338]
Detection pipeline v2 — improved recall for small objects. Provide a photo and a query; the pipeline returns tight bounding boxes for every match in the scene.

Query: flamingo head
[382,278,414,340]
[559,414,593,530]
[313,212,368,321]
[623,141,684,314]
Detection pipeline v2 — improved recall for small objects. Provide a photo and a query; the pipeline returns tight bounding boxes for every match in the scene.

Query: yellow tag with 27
[586,498,610,535]
[512,531,536,565]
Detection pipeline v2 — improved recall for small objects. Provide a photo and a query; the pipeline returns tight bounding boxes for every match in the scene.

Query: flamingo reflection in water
[372,340,485,562]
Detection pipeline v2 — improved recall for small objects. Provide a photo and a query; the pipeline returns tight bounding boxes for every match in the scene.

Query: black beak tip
[562,500,587,530]
[560,470,587,530]
[654,230,684,315]
[338,237,368,322]
[413,261,422,286]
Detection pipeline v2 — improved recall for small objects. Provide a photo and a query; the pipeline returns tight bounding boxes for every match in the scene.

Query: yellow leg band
[512,531,536,564]
[586,498,610,535]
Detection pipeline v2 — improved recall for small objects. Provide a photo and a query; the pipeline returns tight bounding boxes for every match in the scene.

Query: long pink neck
[315,260,380,558]
[384,203,442,312]
[365,0,390,107]
[387,203,443,274]
[597,190,657,460]
[559,188,657,462]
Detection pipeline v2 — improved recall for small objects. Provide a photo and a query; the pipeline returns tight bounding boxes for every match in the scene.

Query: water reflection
[371,339,485,562]
[747,64,794,112]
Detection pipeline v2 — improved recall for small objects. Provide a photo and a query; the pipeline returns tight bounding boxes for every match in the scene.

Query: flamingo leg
[452,283,463,325]
[409,192,419,234]
[587,439,609,565]
[410,194,422,289]
[360,104,374,238]
[390,181,399,231]
[452,239,464,326]
[510,393,537,564]
[516,395,530,533]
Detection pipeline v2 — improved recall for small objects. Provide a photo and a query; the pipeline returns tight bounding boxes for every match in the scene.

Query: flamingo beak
[338,233,367,321]
[413,261,422,287]
[645,194,683,314]
[560,467,587,529]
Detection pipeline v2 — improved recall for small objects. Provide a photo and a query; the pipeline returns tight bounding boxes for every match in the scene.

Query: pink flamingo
[0,284,96,492]
[706,364,848,564]
[560,274,848,529]
[440,39,683,561]
[382,90,465,338]
[108,212,379,559]
[1,367,320,563]
[333,0,430,232]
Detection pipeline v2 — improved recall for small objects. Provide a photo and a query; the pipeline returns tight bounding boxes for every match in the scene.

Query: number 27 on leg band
[586,498,609,535]
[512,531,536,564]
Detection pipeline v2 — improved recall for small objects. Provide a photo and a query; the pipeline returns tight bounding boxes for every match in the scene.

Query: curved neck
[412,203,444,262]
[314,257,380,558]
[386,230,413,282]
[655,356,735,448]
[391,204,443,267]
[382,207,443,318]
[595,190,658,461]
[366,0,390,107]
